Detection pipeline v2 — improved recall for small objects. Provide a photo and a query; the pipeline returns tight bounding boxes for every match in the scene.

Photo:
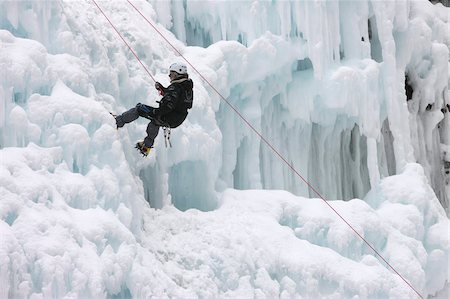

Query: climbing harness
[163,127,172,148]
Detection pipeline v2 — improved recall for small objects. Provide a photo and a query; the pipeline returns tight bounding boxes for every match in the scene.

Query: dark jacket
[155,77,193,128]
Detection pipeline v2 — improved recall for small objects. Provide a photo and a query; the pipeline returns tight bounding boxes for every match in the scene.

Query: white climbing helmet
[169,62,188,75]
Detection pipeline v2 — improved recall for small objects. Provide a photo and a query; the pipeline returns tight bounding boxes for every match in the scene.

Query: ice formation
[0,0,449,298]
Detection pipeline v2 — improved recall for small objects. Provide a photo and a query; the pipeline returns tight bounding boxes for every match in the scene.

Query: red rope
[91,0,156,83]
[92,0,424,297]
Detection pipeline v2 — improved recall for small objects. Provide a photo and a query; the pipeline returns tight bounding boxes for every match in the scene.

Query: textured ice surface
[0,0,449,298]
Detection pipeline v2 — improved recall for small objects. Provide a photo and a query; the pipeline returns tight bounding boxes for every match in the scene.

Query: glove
[155,82,165,95]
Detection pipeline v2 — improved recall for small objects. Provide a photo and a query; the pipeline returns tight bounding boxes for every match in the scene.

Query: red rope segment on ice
[91,0,156,84]
[93,0,424,297]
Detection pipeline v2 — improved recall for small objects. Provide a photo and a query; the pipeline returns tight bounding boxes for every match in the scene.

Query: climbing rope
[90,1,423,297]
[90,0,156,84]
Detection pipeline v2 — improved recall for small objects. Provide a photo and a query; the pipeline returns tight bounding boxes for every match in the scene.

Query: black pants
[116,104,163,147]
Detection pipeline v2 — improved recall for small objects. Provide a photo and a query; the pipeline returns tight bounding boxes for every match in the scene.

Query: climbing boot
[135,141,152,157]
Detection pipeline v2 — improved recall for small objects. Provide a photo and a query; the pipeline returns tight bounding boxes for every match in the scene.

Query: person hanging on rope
[113,62,193,156]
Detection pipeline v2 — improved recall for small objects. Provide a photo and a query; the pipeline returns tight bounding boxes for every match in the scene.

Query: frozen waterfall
[1,0,449,298]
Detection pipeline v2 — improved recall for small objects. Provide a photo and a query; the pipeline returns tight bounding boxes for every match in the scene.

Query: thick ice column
[300,0,341,79]
[371,1,415,171]
[0,86,11,147]
[366,137,381,188]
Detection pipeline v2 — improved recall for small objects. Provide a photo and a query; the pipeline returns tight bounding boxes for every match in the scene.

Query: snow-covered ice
[1,0,449,298]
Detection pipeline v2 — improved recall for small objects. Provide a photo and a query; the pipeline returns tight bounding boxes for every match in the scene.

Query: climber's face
[169,71,178,81]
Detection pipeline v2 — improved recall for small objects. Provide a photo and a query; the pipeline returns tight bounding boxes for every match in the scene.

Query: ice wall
[2,0,448,211]
[1,0,449,298]
[0,0,222,212]
[153,0,450,209]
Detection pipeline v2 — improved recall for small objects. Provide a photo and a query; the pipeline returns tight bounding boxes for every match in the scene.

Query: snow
[0,0,449,298]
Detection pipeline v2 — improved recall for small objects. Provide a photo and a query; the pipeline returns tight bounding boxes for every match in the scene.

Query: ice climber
[113,62,194,156]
